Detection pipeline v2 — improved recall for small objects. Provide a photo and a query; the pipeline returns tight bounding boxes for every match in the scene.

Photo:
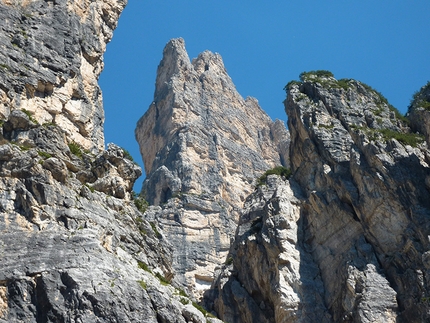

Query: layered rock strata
[136,38,289,299]
[0,108,225,323]
[0,3,228,322]
[286,75,430,322]
[0,0,126,151]
[207,176,332,323]
[210,74,430,322]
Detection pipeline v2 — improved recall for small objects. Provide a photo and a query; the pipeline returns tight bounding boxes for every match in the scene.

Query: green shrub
[122,148,134,162]
[192,301,216,318]
[137,280,147,290]
[42,122,56,128]
[180,298,189,305]
[84,184,95,193]
[257,166,292,186]
[177,288,188,297]
[283,80,301,92]
[38,150,52,159]
[133,193,149,213]
[137,261,151,273]
[337,78,353,90]
[300,70,334,81]
[378,129,424,147]
[21,109,38,124]
[68,141,83,159]
[155,272,170,286]
[413,99,430,111]
[150,222,161,238]
[388,105,409,125]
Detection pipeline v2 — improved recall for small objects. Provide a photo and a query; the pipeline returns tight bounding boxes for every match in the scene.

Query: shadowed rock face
[408,81,430,145]
[209,75,430,323]
[0,0,126,151]
[136,38,289,299]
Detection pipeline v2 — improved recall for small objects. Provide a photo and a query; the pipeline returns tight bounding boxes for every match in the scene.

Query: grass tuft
[257,166,292,186]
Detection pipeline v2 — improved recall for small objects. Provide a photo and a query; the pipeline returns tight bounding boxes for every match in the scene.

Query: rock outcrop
[2,1,430,321]
[408,81,430,145]
[135,38,289,299]
[207,176,331,323]
[0,0,126,151]
[0,60,223,323]
[209,72,430,322]
[0,3,226,322]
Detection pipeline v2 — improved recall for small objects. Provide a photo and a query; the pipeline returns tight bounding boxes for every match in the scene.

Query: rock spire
[136,38,289,298]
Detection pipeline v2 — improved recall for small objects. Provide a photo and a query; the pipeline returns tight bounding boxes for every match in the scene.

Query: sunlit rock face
[136,38,289,299]
[209,75,430,323]
[0,0,126,151]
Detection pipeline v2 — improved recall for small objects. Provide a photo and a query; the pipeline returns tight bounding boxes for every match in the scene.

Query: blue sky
[99,1,430,190]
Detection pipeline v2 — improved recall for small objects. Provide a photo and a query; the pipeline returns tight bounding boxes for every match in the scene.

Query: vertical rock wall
[135,38,289,299]
[211,74,430,322]
[0,0,126,151]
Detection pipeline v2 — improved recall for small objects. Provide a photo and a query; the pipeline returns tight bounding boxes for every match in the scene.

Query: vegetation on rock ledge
[257,166,292,186]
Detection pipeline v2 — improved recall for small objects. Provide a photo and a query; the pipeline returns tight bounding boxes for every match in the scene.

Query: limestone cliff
[209,72,430,322]
[0,3,225,323]
[0,0,126,151]
[135,38,289,299]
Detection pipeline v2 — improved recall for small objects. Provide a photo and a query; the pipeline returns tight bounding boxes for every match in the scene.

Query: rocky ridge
[208,72,430,322]
[0,0,126,151]
[135,38,289,299]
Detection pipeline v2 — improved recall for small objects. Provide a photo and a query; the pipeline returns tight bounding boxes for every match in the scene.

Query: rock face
[0,81,225,323]
[207,176,332,323]
[0,0,126,151]
[408,81,430,145]
[209,73,430,322]
[0,3,227,323]
[135,38,289,299]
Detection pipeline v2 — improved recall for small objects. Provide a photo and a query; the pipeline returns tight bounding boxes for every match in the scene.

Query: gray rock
[0,115,216,322]
[0,0,127,152]
[43,157,68,183]
[135,38,289,299]
[283,73,430,322]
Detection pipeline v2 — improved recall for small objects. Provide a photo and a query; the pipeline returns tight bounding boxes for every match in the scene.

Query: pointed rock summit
[136,38,289,206]
[135,38,289,298]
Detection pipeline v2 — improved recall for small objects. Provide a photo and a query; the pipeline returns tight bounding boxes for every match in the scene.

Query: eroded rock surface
[207,176,332,323]
[136,38,289,299]
[286,74,430,322]
[0,0,126,151]
[210,74,430,322]
[0,109,226,323]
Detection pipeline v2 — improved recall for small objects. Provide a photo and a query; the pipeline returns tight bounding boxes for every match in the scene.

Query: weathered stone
[408,81,430,145]
[208,176,332,323]
[282,74,430,322]
[0,0,127,151]
[43,157,68,183]
[135,38,289,299]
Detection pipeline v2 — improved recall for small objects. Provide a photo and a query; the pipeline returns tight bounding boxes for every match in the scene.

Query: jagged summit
[136,38,289,206]
[135,38,289,299]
